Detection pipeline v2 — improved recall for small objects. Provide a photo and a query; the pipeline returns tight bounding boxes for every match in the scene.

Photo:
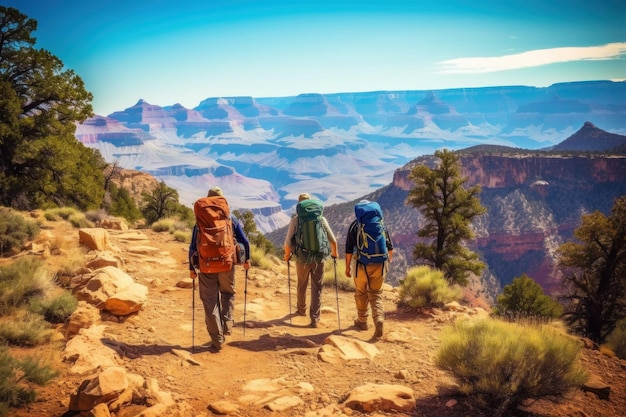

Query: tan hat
[208,186,223,197]
[298,193,311,202]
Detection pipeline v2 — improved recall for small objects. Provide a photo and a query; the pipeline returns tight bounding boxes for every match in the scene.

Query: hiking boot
[296,310,306,316]
[354,319,368,330]
[374,321,384,338]
[310,320,318,328]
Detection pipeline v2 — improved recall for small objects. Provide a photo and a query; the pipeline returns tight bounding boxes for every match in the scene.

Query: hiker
[283,193,338,328]
[344,200,393,338]
[189,186,251,351]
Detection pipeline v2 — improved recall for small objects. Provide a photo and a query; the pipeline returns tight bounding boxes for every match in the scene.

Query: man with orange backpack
[189,186,250,352]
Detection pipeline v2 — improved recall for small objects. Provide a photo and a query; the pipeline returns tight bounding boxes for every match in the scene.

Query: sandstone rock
[66,301,101,338]
[86,252,121,269]
[79,228,110,251]
[319,335,379,362]
[103,282,148,315]
[75,266,148,316]
[83,403,111,417]
[208,400,240,414]
[63,325,121,375]
[342,383,415,413]
[101,217,129,231]
[264,395,304,412]
[69,366,128,411]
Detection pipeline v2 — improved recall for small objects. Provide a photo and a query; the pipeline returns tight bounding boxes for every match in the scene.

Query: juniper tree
[557,195,626,343]
[0,7,105,210]
[407,149,486,286]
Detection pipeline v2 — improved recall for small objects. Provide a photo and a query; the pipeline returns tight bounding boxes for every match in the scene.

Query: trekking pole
[287,257,292,326]
[243,268,248,337]
[333,257,341,330]
[192,275,196,353]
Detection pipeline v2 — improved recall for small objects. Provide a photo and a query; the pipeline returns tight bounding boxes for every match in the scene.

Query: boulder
[69,366,128,411]
[79,228,110,251]
[342,383,415,413]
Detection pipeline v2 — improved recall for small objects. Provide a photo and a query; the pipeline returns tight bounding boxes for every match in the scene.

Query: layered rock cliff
[382,152,626,296]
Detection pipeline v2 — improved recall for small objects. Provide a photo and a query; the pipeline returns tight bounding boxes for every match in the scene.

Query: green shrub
[323,258,354,290]
[0,312,52,346]
[398,266,461,308]
[68,212,93,228]
[606,317,626,359]
[0,257,50,314]
[0,208,40,257]
[493,274,563,319]
[29,291,78,323]
[151,217,188,233]
[250,245,274,270]
[151,218,176,232]
[0,345,58,416]
[173,230,191,243]
[43,207,78,221]
[436,318,588,417]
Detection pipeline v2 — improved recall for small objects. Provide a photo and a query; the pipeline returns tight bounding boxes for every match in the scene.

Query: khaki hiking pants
[296,261,324,324]
[353,262,386,326]
[197,267,236,345]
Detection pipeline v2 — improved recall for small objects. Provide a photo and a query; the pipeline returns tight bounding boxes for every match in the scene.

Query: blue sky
[4,0,625,116]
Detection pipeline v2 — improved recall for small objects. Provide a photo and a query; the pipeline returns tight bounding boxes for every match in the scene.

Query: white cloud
[438,42,626,74]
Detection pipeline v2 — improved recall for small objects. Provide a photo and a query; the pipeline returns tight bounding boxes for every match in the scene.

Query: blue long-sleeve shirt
[189,215,250,271]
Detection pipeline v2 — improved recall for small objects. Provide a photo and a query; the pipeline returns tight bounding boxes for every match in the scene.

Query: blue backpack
[354,201,388,264]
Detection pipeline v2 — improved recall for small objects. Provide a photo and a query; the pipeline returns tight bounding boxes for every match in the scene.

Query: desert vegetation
[436,318,588,417]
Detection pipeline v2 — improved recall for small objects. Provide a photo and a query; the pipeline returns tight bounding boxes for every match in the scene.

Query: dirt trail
[8,223,626,417]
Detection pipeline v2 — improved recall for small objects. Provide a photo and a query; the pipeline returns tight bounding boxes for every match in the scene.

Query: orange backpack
[193,196,236,273]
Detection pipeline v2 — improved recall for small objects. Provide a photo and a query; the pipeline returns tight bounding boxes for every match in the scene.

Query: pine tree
[0,7,104,210]
[407,149,486,286]
[557,195,626,343]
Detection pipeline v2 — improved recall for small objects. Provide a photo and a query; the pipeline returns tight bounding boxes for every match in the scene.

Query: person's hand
[387,250,393,263]
[243,260,250,270]
[345,265,351,278]
[284,251,291,262]
[190,269,197,279]
[331,251,338,259]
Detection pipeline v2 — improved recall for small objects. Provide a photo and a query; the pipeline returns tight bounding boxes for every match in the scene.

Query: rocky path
[8,224,626,417]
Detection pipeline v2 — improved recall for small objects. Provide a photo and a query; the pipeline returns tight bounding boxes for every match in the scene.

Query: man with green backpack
[284,193,338,328]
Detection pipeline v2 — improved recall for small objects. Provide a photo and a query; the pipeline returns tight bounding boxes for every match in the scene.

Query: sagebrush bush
[398,265,461,308]
[606,317,626,359]
[0,208,40,257]
[68,212,93,228]
[250,245,274,269]
[173,230,190,243]
[0,312,52,346]
[323,258,354,290]
[0,257,50,314]
[29,291,78,323]
[0,345,58,416]
[436,318,588,417]
[43,207,78,221]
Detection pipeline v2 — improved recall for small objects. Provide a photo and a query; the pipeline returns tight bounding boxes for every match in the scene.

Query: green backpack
[295,199,331,263]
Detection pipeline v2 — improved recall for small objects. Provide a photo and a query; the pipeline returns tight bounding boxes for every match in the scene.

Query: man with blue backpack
[345,200,394,339]
[284,193,338,328]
